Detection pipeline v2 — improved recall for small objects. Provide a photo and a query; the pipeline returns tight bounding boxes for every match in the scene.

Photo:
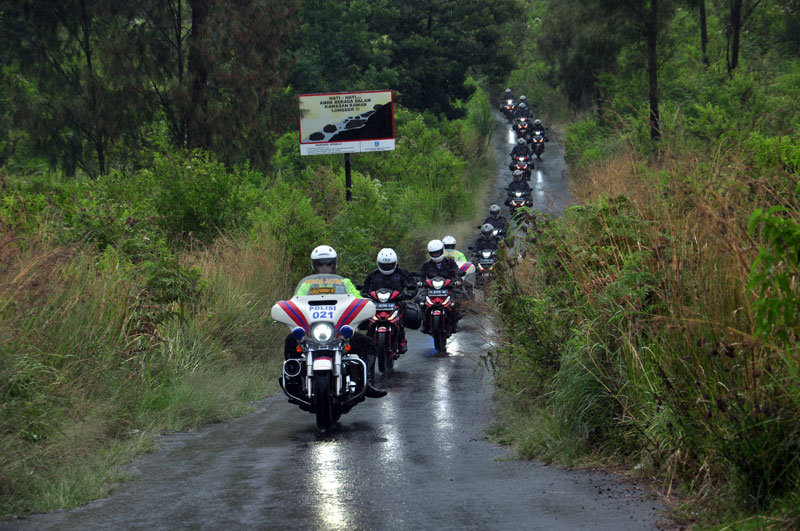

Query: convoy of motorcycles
[272,89,545,431]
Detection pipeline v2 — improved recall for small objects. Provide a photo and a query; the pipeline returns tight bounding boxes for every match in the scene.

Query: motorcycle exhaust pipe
[283,359,303,378]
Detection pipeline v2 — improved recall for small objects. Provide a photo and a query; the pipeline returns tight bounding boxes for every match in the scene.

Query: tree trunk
[728,0,743,73]
[700,0,709,67]
[647,0,660,140]
[187,0,210,149]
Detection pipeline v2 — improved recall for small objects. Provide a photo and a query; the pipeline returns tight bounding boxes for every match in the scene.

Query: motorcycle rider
[361,248,417,354]
[514,101,533,120]
[532,118,549,141]
[510,137,532,159]
[472,223,501,254]
[442,235,467,263]
[483,204,509,233]
[505,170,533,213]
[285,245,386,398]
[419,239,463,331]
[505,170,533,203]
[519,95,531,114]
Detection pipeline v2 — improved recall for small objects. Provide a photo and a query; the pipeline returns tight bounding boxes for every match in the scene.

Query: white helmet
[481,223,494,237]
[534,119,542,128]
[517,138,526,146]
[427,239,445,262]
[520,95,527,102]
[310,245,337,273]
[377,248,397,275]
[442,235,457,249]
[512,169,524,181]
[504,88,511,95]
[489,204,501,216]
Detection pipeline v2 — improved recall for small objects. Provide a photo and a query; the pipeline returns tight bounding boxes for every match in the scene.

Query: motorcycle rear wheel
[314,374,334,432]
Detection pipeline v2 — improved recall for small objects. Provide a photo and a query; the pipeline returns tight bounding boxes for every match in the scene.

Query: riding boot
[399,329,408,354]
[364,354,387,398]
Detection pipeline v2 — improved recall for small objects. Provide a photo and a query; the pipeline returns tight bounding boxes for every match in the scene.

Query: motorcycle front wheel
[376,333,390,373]
[314,374,334,432]
[432,315,446,352]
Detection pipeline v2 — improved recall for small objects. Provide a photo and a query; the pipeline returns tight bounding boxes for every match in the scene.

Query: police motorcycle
[272,274,375,432]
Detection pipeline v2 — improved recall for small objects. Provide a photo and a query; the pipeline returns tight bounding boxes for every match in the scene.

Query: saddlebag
[403,301,423,330]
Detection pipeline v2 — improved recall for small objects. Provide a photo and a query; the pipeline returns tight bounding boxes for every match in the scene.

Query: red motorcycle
[365,288,406,373]
[418,277,457,352]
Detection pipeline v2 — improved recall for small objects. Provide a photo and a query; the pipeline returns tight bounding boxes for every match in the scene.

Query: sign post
[298,90,395,201]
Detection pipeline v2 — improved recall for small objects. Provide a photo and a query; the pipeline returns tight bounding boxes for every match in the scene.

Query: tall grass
[0,230,291,518]
[491,116,800,524]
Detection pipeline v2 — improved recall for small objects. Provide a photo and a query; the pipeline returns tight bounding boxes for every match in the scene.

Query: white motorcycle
[272,274,376,432]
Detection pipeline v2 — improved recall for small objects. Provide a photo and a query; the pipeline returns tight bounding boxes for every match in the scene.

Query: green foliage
[748,198,800,348]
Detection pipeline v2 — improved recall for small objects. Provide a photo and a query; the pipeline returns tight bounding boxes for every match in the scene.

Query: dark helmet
[481,223,494,237]
[489,204,501,217]
[517,138,526,146]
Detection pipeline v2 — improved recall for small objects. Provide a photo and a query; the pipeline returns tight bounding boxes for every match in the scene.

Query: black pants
[284,332,375,360]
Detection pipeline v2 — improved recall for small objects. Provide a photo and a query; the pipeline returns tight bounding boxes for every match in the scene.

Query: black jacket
[510,144,532,158]
[484,215,508,231]
[419,258,459,281]
[507,181,532,194]
[362,267,416,296]
[473,236,500,252]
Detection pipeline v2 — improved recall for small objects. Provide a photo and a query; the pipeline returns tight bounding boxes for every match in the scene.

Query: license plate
[428,289,448,296]
[374,303,395,311]
[480,259,496,266]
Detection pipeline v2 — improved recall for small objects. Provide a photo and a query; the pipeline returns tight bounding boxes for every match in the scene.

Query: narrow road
[1,114,665,530]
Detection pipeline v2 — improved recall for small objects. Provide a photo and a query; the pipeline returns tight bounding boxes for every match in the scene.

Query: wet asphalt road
[1,115,665,530]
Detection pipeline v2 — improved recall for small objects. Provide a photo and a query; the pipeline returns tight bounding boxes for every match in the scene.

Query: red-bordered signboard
[299,90,395,156]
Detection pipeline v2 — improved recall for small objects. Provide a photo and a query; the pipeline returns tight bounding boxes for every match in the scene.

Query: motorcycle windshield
[294,274,351,296]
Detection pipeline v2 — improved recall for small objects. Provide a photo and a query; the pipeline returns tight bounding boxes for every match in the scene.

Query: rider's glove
[454,280,462,287]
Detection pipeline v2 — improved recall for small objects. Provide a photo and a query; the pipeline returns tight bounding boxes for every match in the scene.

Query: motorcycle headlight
[377,292,390,302]
[482,251,491,258]
[310,322,335,342]
[515,192,522,197]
